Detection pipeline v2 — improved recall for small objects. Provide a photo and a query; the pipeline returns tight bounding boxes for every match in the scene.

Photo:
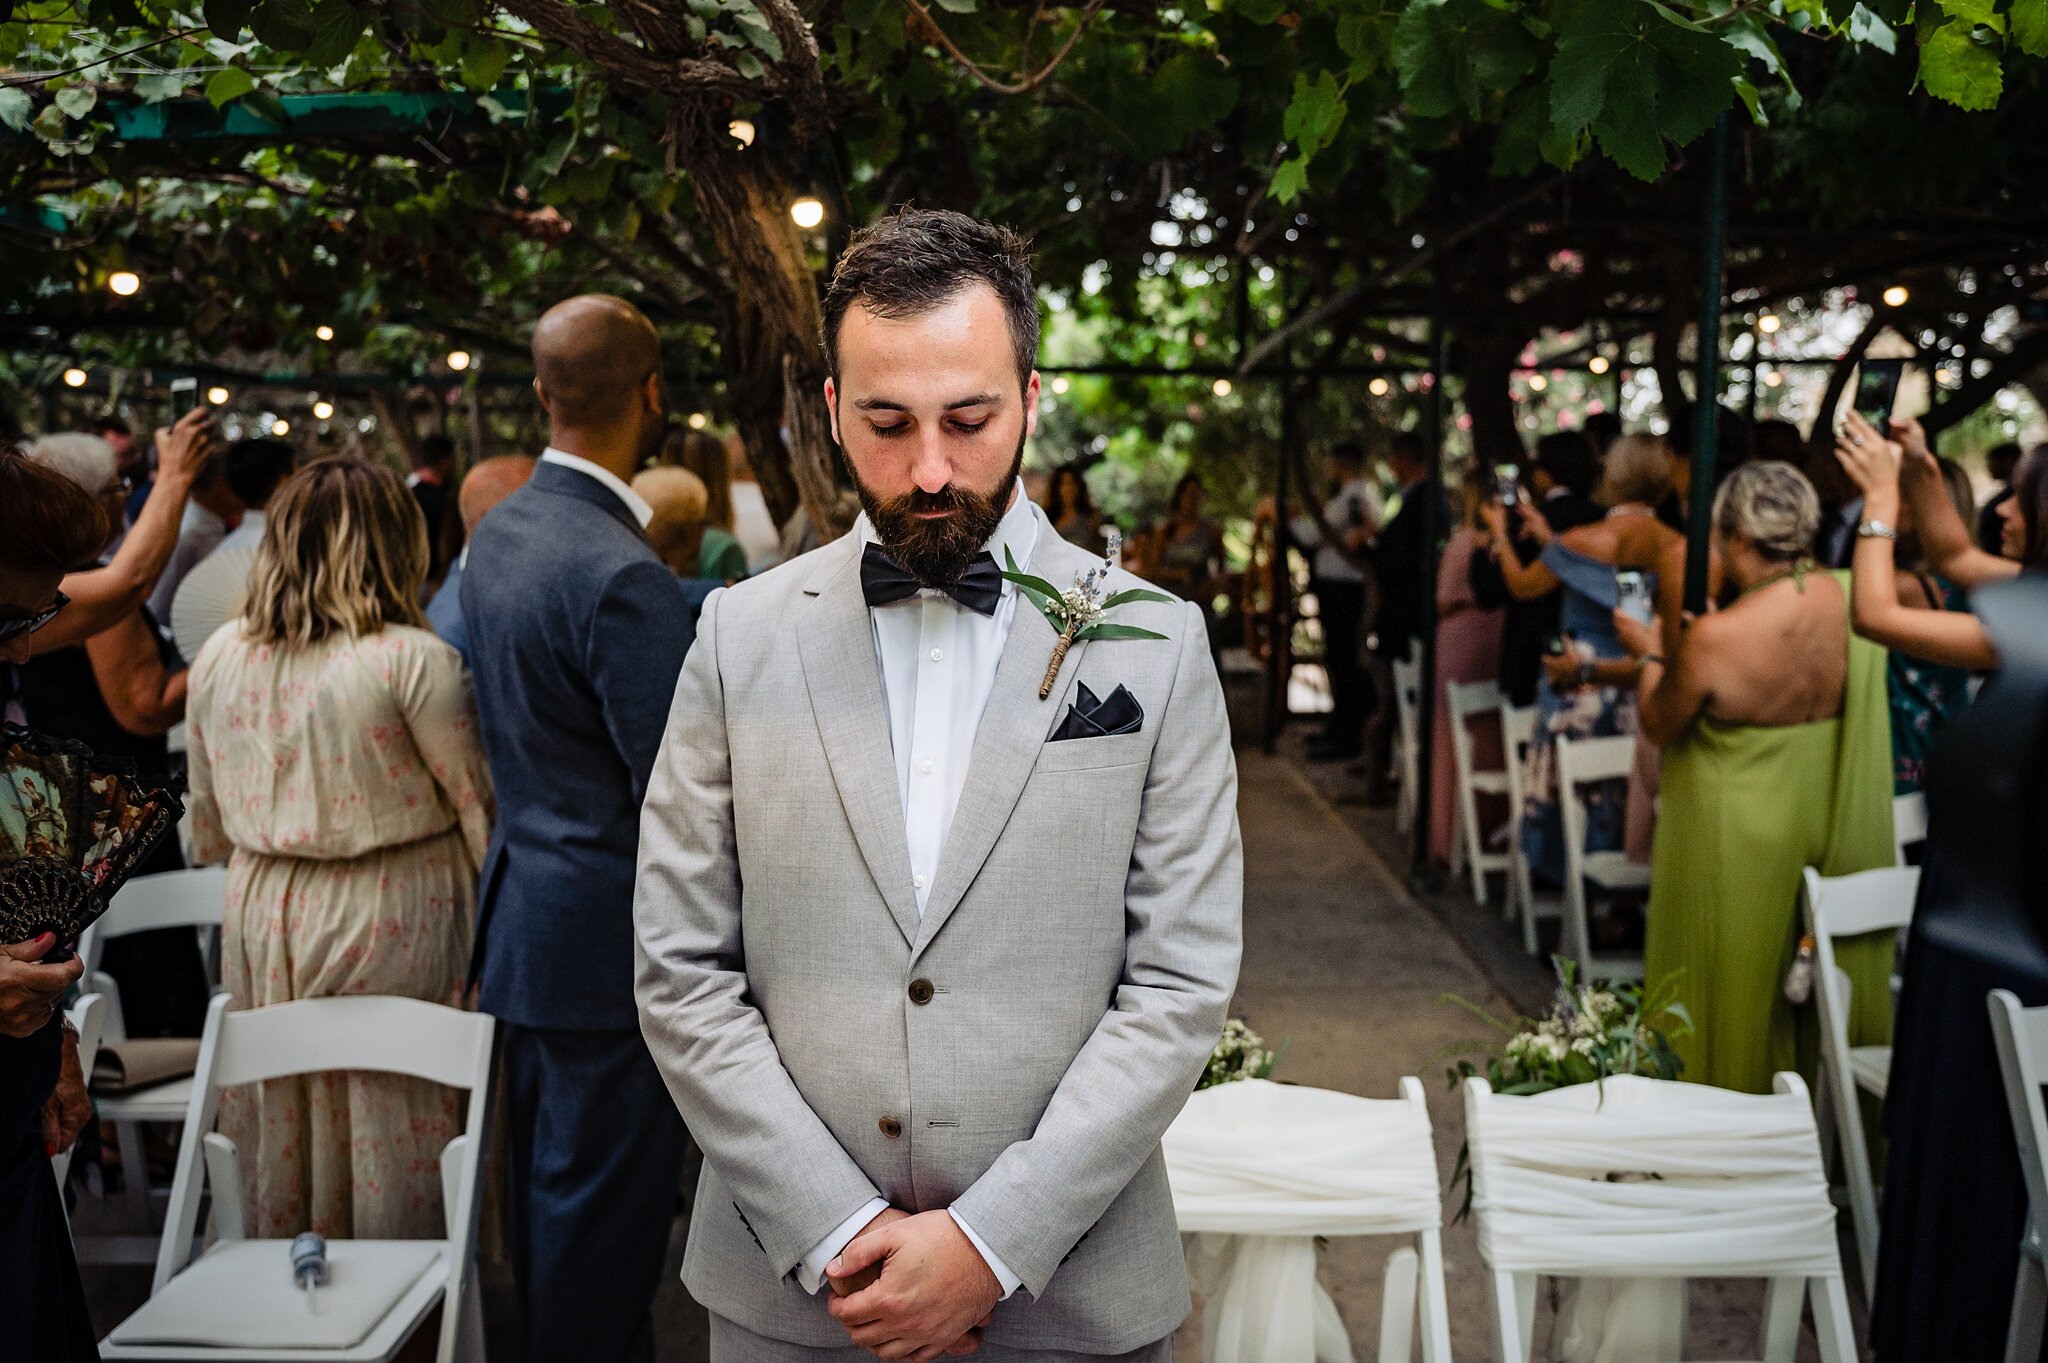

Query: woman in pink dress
[185,457,493,1239]
[1430,482,1505,865]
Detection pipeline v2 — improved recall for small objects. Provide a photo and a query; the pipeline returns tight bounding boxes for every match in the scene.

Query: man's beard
[854,427,1025,588]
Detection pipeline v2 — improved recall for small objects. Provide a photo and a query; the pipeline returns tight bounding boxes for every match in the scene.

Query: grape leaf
[462,36,510,89]
[134,72,187,104]
[55,85,98,120]
[1283,68,1347,154]
[1549,0,1742,181]
[1918,19,2003,110]
[205,66,258,108]
[2014,0,2048,56]
[251,0,318,51]
[1934,0,2004,33]
[305,0,368,67]
[0,87,31,133]
[204,0,252,38]
[1845,3,1898,54]
[933,0,977,11]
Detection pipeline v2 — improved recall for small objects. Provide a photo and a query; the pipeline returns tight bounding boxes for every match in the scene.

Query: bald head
[459,455,536,534]
[531,295,662,430]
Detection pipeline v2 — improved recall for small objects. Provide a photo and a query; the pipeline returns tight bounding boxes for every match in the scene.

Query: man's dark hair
[1330,441,1366,470]
[223,438,298,510]
[91,413,131,439]
[415,433,456,470]
[1385,431,1428,471]
[1581,410,1623,454]
[821,208,1039,389]
[1533,430,1601,498]
[1989,441,2023,483]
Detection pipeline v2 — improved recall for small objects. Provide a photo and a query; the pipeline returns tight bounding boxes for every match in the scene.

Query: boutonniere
[1003,533,1174,699]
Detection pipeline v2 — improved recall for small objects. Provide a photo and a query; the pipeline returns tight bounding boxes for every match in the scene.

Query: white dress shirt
[794,487,1039,1301]
[215,508,267,554]
[1292,475,1377,583]
[540,447,654,530]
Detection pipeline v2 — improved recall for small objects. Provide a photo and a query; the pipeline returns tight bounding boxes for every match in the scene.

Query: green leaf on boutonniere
[1102,587,1176,609]
[1077,623,1170,642]
[1000,547,1066,610]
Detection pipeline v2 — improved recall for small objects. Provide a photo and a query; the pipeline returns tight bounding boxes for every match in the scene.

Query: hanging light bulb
[1211,378,1233,398]
[62,367,88,388]
[1368,376,1391,397]
[108,270,142,296]
[1588,355,1611,375]
[1527,373,1549,392]
[790,197,825,230]
[1883,286,1910,307]
[446,349,472,372]
[272,417,291,435]
[1758,313,1782,334]
[315,325,335,342]
[1762,368,1784,388]
[728,119,756,148]
[206,385,230,405]
[687,412,708,430]
[312,400,335,420]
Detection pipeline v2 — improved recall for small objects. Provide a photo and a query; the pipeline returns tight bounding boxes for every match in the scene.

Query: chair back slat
[210,994,496,1090]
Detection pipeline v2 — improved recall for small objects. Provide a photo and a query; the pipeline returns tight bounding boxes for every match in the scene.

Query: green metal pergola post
[1683,113,1732,617]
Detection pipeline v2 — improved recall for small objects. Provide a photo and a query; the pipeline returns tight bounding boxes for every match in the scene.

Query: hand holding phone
[1852,358,1905,428]
[1616,570,1655,627]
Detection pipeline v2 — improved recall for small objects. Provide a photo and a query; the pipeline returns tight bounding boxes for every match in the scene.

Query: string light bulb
[206,386,230,405]
[1588,355,1611,375]
[790,197,825,230]
[1527,373,1548,392]
[728,119,756,148]
[108,270,141,296]
[687,412,708,430]
[1883,285,1910,307]
[1369,376,1391,397]
[1050,376,1070,395]
[272,418,291,435]
[315,325,335,342]
[446,349,472,372]
[1758,312,1782,334]
[1211,378,1233,397]
[62,367,88,388]
[312,400,334,420]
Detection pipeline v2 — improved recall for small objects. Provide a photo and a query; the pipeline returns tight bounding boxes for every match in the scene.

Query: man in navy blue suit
[461,295,696,1363]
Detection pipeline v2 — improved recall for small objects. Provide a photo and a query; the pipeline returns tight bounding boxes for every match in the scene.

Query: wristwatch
[1856,519,1899,542]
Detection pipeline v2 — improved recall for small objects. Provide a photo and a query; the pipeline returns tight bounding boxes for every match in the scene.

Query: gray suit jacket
[633,505,1242,1351]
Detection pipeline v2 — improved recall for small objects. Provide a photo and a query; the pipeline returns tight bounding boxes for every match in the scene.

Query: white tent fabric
[1163,1079,1443,1363]
[1468,1075,1839,1280]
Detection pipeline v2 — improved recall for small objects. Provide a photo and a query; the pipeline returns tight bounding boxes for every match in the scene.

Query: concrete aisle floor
[78,740,1855,1361]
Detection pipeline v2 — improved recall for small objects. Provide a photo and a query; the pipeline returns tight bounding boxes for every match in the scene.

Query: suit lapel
[797,537,922,947]
[913,519,1097,959]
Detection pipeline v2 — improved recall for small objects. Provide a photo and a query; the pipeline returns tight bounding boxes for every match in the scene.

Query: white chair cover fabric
[1470,1076,1839,1279]
[1164,1079,1442,1363]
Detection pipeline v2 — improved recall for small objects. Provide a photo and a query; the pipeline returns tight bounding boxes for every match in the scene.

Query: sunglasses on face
[0,592,70,645]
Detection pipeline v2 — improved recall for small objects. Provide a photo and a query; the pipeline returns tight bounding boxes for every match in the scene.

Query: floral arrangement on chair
[1441,959,1692,1216]
[1198,1017,1280,1091]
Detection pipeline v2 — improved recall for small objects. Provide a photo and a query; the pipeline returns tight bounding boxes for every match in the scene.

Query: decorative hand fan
[169,542,257,662]
[0,725,183,953]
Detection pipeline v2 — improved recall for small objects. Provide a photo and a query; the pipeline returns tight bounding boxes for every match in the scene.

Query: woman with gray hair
[1613,459,1896,1095]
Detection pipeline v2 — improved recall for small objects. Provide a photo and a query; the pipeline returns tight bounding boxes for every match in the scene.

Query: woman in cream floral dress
[185,457,492,1240]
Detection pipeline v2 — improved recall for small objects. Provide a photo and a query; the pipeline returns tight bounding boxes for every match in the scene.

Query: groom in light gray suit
[634,209,1241,1361]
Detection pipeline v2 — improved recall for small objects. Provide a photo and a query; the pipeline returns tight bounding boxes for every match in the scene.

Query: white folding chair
[1465,1072,1859,1363]
[102,992,497,1363]
[1392,656,1422,835]
[1554,734,1650,981]
[1165,1076,1452,1363]
[1990,989,2048,1363]
[1499,704,1560,956]
[1801,865,1915,1293]
[1445,680,1513,908]
[78,866,229,1257]
[53,992,108,1191]
[1892,791,1929,866]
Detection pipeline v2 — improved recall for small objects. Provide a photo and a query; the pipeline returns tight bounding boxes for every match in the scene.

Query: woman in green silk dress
[1615,461,1896,1095]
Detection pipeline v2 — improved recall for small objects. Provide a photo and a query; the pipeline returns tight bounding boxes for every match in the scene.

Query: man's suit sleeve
[632,588,884,1279]
[588,558,696,804]
[950,598,1243,1296]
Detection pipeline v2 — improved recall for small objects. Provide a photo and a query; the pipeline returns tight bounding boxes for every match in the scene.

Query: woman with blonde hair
[1614,460,1893,1093]
[185,456,493,1239]
[1482,432,1685,889]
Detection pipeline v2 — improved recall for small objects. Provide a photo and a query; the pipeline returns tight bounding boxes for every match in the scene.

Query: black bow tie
[860,543,1004,616]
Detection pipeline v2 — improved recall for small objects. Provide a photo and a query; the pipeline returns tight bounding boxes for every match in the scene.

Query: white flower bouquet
[1198,1017,1280,1091]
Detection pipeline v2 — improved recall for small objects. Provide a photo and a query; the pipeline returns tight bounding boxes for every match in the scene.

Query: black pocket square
[1050,682,1143,742]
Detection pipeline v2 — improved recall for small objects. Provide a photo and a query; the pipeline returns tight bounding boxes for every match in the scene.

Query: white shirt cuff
[948,1209,1022,1301]
[796,1197,889,1295]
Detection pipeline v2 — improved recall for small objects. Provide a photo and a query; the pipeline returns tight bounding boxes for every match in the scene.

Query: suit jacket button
[907,978,935,1006]
[879,1116,903,1139]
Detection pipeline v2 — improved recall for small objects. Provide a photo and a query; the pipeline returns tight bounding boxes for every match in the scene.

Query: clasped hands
[825,1206,1001,1361]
